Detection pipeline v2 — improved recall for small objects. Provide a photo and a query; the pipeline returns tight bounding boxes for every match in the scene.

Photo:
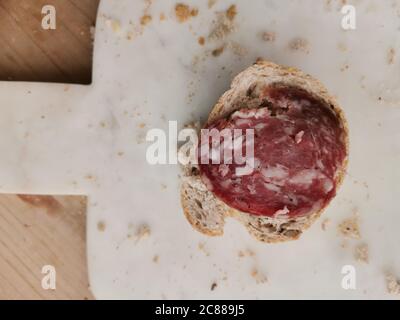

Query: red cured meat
[198,85,347,218]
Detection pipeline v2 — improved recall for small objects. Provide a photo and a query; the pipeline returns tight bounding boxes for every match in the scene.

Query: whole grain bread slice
[180,59,349,243]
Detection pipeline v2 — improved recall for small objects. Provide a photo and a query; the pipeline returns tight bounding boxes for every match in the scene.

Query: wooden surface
[0,0,100,300]
[0,0,99,84]
[0,195,93,300]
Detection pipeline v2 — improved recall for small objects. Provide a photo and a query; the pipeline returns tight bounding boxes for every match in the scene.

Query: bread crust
[180,59,349,243]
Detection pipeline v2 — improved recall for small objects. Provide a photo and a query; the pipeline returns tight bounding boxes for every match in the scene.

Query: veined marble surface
[0,0,399,299]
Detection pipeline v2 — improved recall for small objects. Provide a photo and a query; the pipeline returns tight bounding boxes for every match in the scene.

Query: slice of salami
[198,85,347,218]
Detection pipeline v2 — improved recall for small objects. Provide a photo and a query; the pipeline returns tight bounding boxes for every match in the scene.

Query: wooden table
[0,0,100,300]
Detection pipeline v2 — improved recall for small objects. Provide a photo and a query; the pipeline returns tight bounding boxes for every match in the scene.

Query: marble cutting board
[0,0,399,299]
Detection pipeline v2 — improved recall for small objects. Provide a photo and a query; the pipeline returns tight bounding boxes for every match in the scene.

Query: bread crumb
[208,0,217,9]
[238,248,255,258]
[289,37,310,53]
[198,242,210,256]
[175,3,198,23]
[198,36,205,46]
[387,47,396,65]
[321,218,331,231]
[295,131,304,144]
[226,5,237,21]
[340,64,350,72]
[261,31,276,42]
[208,9,236,41]
[131,224,151,244]
[153,255,159,263]
[251,268,267,284]
[126,31,134,41]
[229,41,248,57]
[212,45,225,57]
[354,243,369,263]
[97,221,106,232]
[191,8,199,17]
[211,282,218,291]
[105,18,121,34]
[160,13,166,21]
[386,273,400,295]
[338,215,361,239]
[140,15,152,26]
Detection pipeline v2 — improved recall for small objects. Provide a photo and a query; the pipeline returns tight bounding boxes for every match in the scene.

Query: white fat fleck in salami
[201,174,214,191]
[316,159,325,170]
[323,179,334,193]
[295,131,305,144]
[274,206,290,217]
[199,85,347,218]
[236,164,255,177]
[289,169,323,186]
[261,166,289,181]
[232,108,270,120]
[264,183,281,193]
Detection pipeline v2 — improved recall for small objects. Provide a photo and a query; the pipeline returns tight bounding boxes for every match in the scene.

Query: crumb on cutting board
[97,221,106,232]
[198,36,205,45]
[226,4,237,21]
[238,248,255,258]
[129,224,151,243]
[251,268,268,284]
[338,215,361,239]
[153,255,159,263]
[212,45,225,57]
[354,243,369,263]
[105,18,121,34]
[175,3,199,23]
[211,282,218,291]
[340,64,350,72]
[289,37,310,53]
[140,15,152,26]
[198,241,211,256]
[208,0,217,9]
[321,218,331,231]
[387,47,396,65]
[261,31,276,42]
[229,41,248,57]
[208,6,237,41]
[386,273,400,295]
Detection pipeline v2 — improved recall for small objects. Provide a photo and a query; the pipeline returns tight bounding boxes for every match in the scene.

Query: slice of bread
[180,59,349,243]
